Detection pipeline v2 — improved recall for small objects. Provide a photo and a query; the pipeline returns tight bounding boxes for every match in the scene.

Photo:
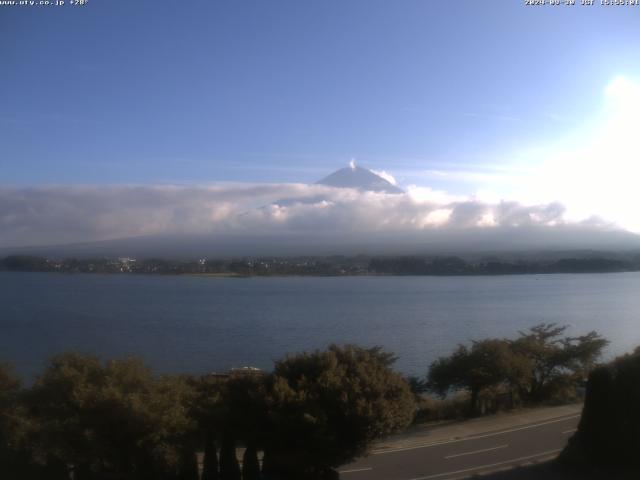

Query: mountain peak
[317,163,404,194]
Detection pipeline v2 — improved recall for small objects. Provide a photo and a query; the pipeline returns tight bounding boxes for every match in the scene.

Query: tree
[218,434,241,480]
[221,371,268,454]
[192,376,224,480]
[220,372,266,480]
[1,255,51,272]
[176,447,199,480]
[0,363,21,448]
[428,339,519,415]
[427,325,608,413]
[25,353,197,480]
[0,363,40,478]
[192,370,267,480]
[263,345,415,479]
[242,443,260,480]
[510,324,608,402]
[201,430,219,480]
[26,352,104,478]
[561,347,640,468]
[149,374,199,479]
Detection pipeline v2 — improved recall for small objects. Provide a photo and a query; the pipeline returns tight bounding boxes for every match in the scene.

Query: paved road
[339,412,580,480]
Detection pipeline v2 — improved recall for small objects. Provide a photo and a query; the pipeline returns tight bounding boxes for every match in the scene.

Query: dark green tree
[176,447,199,480]
[562,347,640,468]
[201,430,219,480]
[241,443,260,480]
[263,345,415,479]
[222,371,268,451]
[26,353,197,480]
[428,339,518,415]
[191,374,224,475]
[0,363,41,478]
[511,324,607,402]
[219,434,241,480]
[428,325,608,414]
[26,352,105,478]
[194,370,267,480]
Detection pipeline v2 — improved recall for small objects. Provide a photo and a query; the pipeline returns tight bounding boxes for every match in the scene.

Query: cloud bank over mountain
[1,182,635,256]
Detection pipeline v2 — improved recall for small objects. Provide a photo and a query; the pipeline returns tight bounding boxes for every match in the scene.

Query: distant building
[117,257,136,272]
[206,366,265,379]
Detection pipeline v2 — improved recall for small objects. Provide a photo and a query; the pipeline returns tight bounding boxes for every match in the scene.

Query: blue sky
[2,1,638,186]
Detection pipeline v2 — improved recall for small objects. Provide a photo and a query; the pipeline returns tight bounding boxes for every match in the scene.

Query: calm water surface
[2,271,640,379]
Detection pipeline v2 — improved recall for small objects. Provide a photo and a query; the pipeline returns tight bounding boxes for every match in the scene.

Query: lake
[2,271,640,380]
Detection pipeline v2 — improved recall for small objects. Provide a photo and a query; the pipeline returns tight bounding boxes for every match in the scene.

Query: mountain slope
[317,164,404,194]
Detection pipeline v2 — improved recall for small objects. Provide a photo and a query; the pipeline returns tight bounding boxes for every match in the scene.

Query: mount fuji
[317,161,404,194]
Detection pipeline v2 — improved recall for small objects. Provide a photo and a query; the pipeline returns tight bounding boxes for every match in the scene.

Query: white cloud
[406,185,463,204]
[0,183,633,253]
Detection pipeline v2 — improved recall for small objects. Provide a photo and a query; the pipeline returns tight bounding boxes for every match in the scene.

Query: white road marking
[562,428,577,434]
[444,444,508,459]
[408,448,563,480]
[373,414,580,455]
[338,467,373,474]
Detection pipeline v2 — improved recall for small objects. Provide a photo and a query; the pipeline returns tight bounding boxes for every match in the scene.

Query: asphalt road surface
[339,413,580,480]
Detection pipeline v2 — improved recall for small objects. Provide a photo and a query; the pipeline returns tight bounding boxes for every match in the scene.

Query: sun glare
[519,76,640,232]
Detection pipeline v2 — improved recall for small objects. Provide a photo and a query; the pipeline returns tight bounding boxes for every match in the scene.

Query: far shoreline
[2,269,640,279]
[3,252,640,277]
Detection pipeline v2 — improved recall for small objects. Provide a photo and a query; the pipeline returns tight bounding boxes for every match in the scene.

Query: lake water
[2,271,640,380]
